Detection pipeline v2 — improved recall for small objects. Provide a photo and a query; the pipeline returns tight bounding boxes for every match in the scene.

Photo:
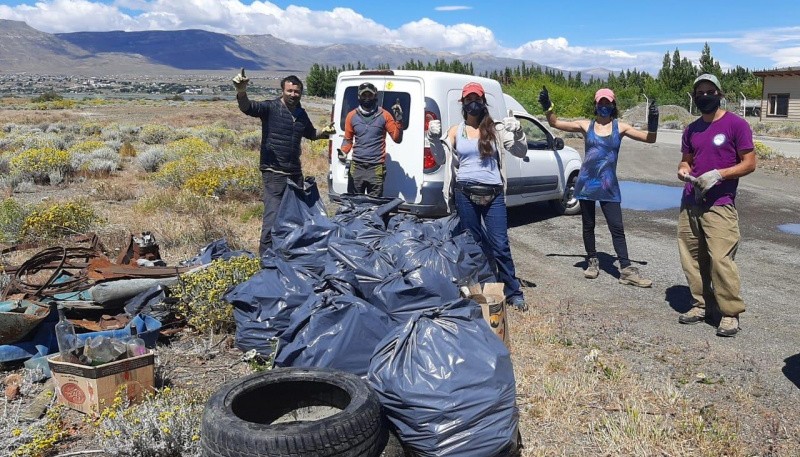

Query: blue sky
[1,0,799,74]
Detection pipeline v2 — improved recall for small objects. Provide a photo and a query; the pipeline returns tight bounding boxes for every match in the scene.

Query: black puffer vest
[241,97,314,174]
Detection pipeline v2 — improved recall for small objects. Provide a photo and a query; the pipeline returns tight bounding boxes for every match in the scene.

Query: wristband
[545,103,555,114]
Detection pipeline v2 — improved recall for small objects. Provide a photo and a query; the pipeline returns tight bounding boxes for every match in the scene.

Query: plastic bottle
[54,306,78,363]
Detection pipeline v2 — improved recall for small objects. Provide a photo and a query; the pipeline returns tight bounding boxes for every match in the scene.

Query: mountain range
[0,19,613,79]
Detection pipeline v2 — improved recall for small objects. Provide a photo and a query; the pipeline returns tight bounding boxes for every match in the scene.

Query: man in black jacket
[232,69,334,255]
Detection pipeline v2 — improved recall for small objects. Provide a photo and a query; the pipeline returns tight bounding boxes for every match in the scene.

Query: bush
[0,198,28,243]
[94,387,207,457]
[165,137,213,158]
[753,141,777,160]
[238,130,261,150]
[21,199,102,240]
[174,256,261,333]
[9,147,72,183]
[152,156,201,187]
[183,165,261,198]
[31,91,62,103]
[140,124,174,145]
[119,141,136,157]
[68,139,106,155]
[137,146,167,172]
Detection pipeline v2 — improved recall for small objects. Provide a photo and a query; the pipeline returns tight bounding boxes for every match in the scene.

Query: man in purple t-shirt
[675,74,757,337]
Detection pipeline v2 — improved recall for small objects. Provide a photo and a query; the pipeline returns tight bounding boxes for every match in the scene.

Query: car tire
[550,172,580,216]
[201,367,387,457]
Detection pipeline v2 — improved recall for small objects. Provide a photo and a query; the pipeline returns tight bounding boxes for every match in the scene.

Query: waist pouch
[456,182,502,206]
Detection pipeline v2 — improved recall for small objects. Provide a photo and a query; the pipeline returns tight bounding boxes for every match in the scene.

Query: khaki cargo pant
[348,161,386,197]
[677,204,745,317]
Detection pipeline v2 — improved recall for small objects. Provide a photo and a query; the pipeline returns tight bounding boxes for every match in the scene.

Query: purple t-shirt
[681,111,754,207]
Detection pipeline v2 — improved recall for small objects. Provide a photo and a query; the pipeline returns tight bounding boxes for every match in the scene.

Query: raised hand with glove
[538,85,553,113]
[427,119,442,139]
[647,99,659,133]
[232,68,249,93]
[502,115,524,140]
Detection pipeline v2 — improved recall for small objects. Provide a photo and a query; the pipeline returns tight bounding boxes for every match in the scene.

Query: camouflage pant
[347,162,385,197]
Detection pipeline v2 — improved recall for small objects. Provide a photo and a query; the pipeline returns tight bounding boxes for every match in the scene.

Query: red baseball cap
[461,82,485,99]
[594,88,616,103]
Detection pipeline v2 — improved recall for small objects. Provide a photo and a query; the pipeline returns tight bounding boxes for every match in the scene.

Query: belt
[455,182,502,197]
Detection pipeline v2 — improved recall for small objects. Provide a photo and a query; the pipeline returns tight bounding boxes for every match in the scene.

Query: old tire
[550,172,580,216]
[201,367,387,457]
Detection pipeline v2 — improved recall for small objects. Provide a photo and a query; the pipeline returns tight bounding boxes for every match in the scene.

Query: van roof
[336,69,502,94]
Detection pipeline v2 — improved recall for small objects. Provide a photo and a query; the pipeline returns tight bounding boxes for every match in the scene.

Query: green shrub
[174,256,261,333]
[31,91,63,103]
[183,165,261,198]
[753,141,776,160]
[94,387,207,457]
[152,156,201,187]
[140,124,174,145]
[0,198,28,243]
[166,137,213,158]
[9,147,72,183]
[21,199,102,240]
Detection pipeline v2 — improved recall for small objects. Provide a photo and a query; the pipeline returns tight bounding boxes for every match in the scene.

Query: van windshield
[340,86,410,131]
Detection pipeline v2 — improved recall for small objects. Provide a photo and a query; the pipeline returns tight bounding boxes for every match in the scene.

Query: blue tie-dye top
[574,119,621,202]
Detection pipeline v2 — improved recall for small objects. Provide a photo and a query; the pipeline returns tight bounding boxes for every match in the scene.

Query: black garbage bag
[315,258,361,297]
[224,257,318,356]
[368,299,519,457]
[327,236,398,298]
[333,195,403,230]
[123,284,172,321]
[183,238,254,266]
[368,266,459,326]
[388,213,461,242]
[275,293,392,377]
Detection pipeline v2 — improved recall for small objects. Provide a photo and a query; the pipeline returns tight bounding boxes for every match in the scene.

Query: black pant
[261,170,303,256]
[580,200,630,269]
[347,162,385,197]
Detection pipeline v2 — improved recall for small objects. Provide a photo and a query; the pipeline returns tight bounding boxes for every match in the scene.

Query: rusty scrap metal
[1,246,107,300]
[0,300,51,344]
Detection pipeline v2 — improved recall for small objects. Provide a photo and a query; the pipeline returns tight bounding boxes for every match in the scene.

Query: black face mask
[695,95,721,114]
[359,99,377,111]
[465,101,484,116]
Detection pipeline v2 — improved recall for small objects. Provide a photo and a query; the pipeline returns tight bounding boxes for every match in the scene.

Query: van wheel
[201,367,387,457]
[550,173,579,216]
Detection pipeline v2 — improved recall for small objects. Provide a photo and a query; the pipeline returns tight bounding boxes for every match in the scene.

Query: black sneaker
[507,296,528,312]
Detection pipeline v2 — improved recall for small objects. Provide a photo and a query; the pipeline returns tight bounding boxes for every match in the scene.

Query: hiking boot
[678,306,706,324]
[618,266,652,288]
[507,296,528,312]
[584,257,600,279]
[716,316,740,337]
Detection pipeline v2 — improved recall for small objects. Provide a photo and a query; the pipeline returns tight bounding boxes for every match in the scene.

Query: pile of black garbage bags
[225,178,520,456]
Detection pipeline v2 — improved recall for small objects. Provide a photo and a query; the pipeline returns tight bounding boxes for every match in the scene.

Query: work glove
[232,68,249,93]
[427,120,442,139]
[647,99,659,132]
[319,122,336,137]
[694,169,723,197]
[502,116,521,133]
[391,99,403,124]
[337,148,347,162]
[538,85,553,113]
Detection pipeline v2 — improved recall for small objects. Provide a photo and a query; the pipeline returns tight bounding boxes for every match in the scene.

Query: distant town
[0,73,286,98]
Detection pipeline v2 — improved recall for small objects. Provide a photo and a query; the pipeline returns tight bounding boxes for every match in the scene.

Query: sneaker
[678,306,706,324]
[584,257,599,279]
[507,296,528,312]
[618,266,652,288]
[716,316,739,337]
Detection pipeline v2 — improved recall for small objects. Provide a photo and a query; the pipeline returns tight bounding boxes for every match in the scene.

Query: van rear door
[330,75,425,203]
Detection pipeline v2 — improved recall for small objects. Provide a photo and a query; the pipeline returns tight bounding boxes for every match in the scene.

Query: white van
[326,70,582,217]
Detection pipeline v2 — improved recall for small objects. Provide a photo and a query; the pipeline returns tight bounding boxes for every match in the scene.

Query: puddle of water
[617,181,684,211]
[778,223,800,235]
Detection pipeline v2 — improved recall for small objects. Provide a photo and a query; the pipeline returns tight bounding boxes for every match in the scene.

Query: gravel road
[505,137,800,422]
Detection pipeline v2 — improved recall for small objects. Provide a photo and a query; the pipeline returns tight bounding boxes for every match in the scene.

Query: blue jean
[454,188,523,301]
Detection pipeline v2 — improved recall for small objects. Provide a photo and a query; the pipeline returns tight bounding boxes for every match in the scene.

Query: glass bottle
[54,306,77,363]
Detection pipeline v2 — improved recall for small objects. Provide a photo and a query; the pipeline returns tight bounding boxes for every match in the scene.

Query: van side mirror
[553,137,565,150]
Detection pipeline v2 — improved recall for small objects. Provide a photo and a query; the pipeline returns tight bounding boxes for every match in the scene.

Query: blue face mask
[465,101,484,116]
[596,105,614,118]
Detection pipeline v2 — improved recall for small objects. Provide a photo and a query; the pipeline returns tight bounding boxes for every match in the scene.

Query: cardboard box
[48,351,155,415]
[467,282,509,346]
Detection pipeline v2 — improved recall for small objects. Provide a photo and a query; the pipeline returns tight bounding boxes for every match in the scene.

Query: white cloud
[398,18,497,53]
[434,6,472,11]
[501,37,663,72]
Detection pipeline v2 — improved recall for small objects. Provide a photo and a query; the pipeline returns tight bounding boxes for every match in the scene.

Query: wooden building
[753,67,800,122]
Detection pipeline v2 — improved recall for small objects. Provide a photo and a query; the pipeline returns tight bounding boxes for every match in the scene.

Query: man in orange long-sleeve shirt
[341,82,403,197]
